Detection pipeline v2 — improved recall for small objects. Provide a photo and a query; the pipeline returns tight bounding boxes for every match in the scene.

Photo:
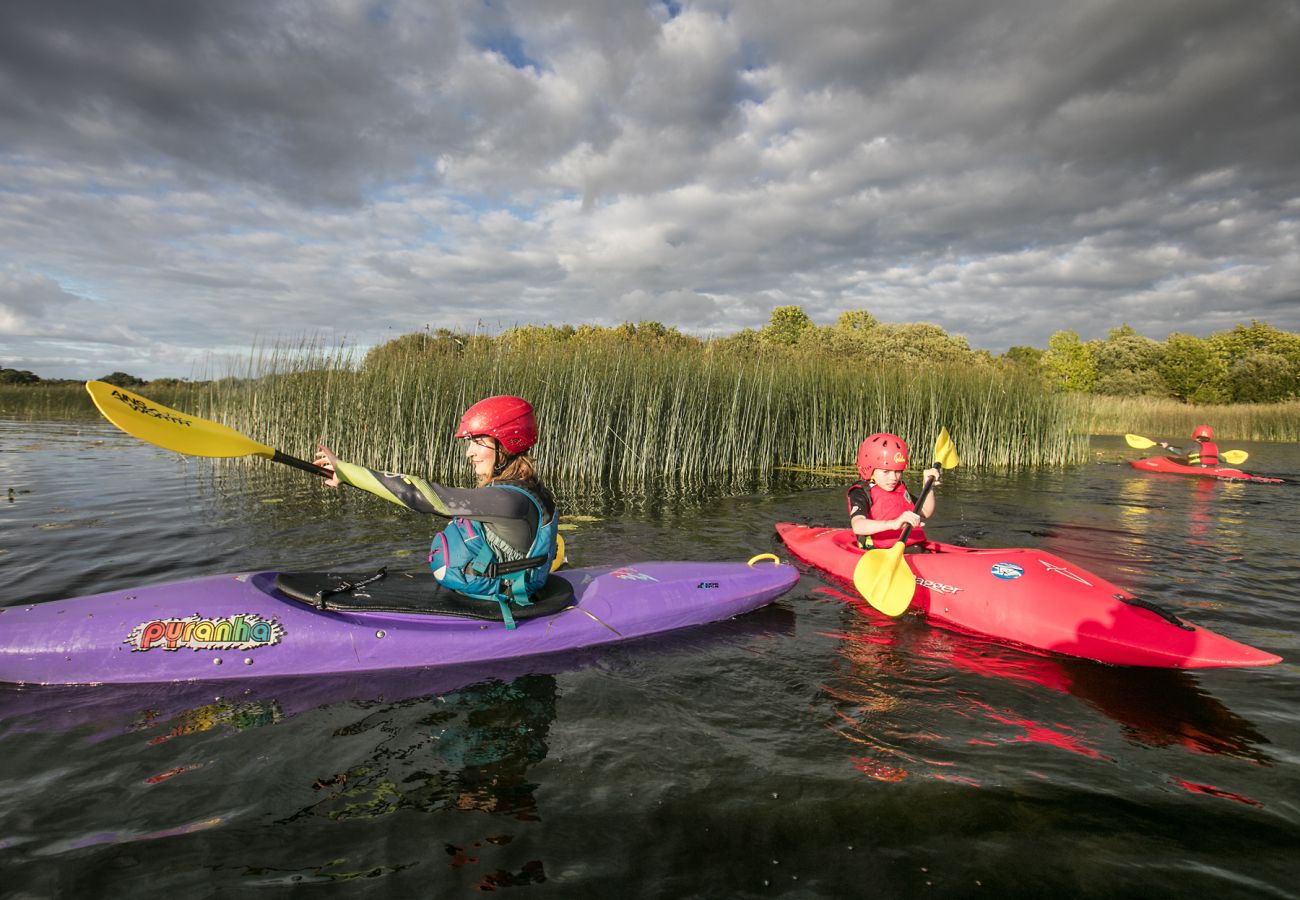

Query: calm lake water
[2,418,1298,898]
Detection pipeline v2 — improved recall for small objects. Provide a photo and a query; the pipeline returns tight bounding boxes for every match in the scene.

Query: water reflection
[815,584,1272,782]
[288,675,556,824]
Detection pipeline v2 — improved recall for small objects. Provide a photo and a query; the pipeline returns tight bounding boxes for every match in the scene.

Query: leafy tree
[363,329,479,369]
[1092,368,1167,397]
[609,321,698,349]
[496,324,575,352]
[1212,319,1300,357]
[0,367,41,384]
[1092,326,1163,374]
[835,309,878,333]
[711,328,763,355]
[859,322,973,364]
[1224,352,1296,403]
[1157,333,1228,403]
[760,305,814,346]
[1001,346,1044,369]
[1087,325,1165,397]
[99,371,146,388]
[1040,330,1097,392]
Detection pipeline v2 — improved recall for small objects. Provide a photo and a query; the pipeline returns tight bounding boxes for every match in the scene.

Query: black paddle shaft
[271,450,334,478]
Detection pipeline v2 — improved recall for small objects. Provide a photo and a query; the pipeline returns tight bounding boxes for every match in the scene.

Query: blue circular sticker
[991,562,1025,580]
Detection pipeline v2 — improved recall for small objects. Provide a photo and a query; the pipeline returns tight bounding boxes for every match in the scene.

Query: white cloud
[0,0,1297,378]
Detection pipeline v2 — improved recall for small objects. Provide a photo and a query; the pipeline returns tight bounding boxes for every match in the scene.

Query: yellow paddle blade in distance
[934,427,961,469]
[1222,450,1249,465]
[852,543,913,617]
[1125,433,1158,449]
[85,381,275,459]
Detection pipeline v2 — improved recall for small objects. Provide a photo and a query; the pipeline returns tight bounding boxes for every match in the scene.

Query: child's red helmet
[857,433,909,479]
[1193,424,1214,441]
[455,395,537,455]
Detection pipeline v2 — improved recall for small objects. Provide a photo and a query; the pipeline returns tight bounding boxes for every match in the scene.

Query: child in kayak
[1150,425,1222,466]
[847,432,940,551]
[313,395,559,627]
[1185,425,1220,467]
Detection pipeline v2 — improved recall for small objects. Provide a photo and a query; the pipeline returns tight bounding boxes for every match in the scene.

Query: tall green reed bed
[1078,395,1300,443]
[1,342,1090,497]
[174,341,1089,498]
[0,384,98,420]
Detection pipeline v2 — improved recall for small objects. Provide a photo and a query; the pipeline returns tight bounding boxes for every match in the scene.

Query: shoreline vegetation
[4,310,1298,493]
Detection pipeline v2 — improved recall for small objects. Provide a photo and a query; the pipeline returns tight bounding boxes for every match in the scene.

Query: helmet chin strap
[492,445,513,476]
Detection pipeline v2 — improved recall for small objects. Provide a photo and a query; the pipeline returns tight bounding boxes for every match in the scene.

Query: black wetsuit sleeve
[847,483,871,521]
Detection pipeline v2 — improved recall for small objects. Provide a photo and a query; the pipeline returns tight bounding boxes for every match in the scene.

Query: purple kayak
[0,560,798,686]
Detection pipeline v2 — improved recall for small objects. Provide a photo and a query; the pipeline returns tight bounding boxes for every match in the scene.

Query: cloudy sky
[2,0,1298,379]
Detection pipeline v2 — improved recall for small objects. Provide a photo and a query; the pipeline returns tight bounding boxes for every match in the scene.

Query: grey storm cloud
[0,0,1297,378]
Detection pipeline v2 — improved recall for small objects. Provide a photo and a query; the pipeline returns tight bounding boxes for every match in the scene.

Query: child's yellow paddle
[852,428,961,617]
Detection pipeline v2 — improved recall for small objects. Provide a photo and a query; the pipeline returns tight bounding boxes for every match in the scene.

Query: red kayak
[775,522,1280,669]
[1129,456,1283,483]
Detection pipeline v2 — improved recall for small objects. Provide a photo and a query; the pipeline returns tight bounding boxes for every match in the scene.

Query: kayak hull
[776,523,1279,669]
[1128,456,1283,483]
[0,561,798,686]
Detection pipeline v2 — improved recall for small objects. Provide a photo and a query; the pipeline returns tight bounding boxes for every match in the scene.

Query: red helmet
[856,432,908,479]
[1193,425,1213,441]
[455,395,537,455]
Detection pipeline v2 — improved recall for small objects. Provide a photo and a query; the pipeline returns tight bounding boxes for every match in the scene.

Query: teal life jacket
[428,483,558,629]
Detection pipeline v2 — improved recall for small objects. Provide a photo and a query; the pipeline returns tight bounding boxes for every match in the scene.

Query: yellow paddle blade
[1125,433,1158,450]
[86,381,275,459]
[934,427,961,469]
[550,533,568,572]
[851,543,914,617]
[1222,450,1249,465]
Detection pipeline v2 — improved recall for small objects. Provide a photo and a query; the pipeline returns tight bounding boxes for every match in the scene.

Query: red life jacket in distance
[1187,441,1220,467]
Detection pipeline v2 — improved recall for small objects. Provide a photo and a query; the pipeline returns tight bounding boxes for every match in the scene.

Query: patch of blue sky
[43,272,103,303]
[448,192,540,223]
[474,26,542,72]
[420,224,450,247]
[660,0,683,20]
[79,180,129,197]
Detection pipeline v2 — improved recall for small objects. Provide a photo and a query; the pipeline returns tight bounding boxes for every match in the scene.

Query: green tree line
[8,310,1298,407]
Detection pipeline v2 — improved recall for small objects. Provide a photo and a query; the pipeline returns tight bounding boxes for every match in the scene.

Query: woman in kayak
[847,432,940,551]
[1185,425,1221,467]
[312,395,559,627]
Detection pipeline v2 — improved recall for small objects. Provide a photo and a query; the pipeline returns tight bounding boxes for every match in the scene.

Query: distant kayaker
[846,432,940,551]
[1185,425,1220,467]
[312,395,559,627]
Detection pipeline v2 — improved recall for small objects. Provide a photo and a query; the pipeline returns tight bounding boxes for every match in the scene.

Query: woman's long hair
[477,438,542,489]
[488,453,540,487]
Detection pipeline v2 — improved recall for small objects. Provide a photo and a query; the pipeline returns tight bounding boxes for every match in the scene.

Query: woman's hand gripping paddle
[1124,433,1248,465]
[852,428,961,617]
[85,381,331,477]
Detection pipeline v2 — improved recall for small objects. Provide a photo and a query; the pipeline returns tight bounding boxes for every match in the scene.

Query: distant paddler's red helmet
[1193,425,1214,441]
[455,395,537,455]
[856,433,908,479]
